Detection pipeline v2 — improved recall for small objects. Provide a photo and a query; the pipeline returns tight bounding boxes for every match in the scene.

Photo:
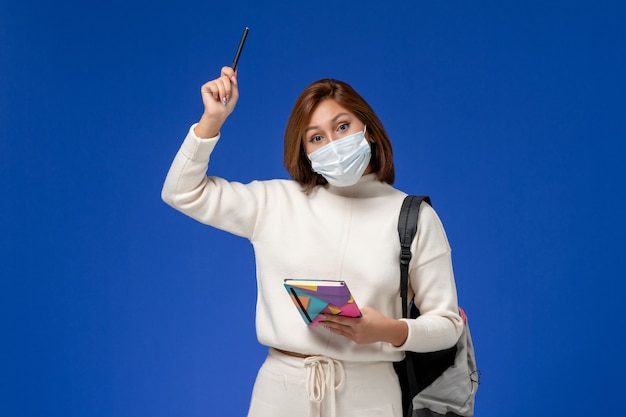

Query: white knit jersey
[162,125,463,362]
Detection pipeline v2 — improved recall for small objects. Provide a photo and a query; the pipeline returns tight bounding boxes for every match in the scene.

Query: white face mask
[307,127,371,187]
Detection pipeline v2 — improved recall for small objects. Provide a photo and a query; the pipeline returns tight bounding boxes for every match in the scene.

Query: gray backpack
[394,195,480,417]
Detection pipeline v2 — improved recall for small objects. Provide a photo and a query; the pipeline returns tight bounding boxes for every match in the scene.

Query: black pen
[232,27,249,72]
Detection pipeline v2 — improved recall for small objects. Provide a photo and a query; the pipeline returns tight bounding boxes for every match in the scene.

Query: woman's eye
[309,135,322,143]
[337,123,350,132]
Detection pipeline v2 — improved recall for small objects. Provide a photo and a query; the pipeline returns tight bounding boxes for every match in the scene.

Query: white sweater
[162,125,463,362]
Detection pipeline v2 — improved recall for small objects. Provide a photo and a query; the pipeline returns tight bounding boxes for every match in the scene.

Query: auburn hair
[283,79,395,192]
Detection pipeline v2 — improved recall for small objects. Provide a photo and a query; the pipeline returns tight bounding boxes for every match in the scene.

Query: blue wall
[2,1,625,415]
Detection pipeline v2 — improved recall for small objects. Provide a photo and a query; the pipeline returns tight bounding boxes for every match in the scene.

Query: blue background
[2,1,625,416]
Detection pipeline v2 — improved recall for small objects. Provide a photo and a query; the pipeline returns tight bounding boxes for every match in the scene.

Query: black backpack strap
[397,195,431,416]
[398,195,431,318]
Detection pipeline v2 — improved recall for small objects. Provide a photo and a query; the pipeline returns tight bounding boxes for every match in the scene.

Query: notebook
[283,279,362,326]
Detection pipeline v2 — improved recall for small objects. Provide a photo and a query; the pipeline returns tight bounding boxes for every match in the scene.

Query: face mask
[307,127,371,187]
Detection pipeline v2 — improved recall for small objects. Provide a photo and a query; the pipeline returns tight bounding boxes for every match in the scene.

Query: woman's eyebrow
[304,113,351,133]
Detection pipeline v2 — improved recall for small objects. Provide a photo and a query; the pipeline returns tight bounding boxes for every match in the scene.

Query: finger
[327,327,351,340]
[213,75,237,105]
[201,80,220,101]
[218,75,233,103]
[324,320,351,334]
[207,78,229,104]
[323,318,354,335]
[229,73,239,95]
[322,314,354,326]
[219,66,239,96]
[221,66,236,79]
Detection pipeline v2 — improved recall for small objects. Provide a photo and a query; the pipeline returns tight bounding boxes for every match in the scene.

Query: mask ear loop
[360,124,369,146]
[363,125,376,168]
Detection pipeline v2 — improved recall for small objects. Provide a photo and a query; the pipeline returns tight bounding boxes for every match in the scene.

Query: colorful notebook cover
[283,279,362,326]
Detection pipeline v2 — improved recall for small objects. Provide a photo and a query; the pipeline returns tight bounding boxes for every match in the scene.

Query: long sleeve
[395,203,464,353]
[161,124,268,239]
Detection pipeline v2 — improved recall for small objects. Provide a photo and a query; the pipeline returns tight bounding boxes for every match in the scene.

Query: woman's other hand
[194,66,239,138]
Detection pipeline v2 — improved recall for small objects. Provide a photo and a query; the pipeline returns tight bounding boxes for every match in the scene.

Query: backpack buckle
[400,247,412,265]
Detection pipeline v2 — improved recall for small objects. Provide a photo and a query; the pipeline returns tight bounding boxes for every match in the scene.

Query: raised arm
[161,67,266,238]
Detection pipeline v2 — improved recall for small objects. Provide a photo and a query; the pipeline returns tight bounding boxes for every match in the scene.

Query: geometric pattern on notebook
[286,281,361,326]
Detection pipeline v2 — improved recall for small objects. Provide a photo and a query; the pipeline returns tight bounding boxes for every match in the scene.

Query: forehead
[307,99,355,126]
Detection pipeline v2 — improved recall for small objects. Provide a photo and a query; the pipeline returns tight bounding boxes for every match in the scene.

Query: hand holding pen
[195,27,249,139]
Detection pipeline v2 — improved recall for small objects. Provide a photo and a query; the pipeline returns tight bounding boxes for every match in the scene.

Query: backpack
[393,195,479,417]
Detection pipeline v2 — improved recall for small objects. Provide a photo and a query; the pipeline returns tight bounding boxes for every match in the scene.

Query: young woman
[162,66,463,417]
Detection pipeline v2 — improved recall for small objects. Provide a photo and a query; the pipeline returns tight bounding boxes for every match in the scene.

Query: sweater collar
[324,173,384,197]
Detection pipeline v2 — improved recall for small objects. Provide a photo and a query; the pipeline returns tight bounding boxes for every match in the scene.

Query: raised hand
[194,66,239,138]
